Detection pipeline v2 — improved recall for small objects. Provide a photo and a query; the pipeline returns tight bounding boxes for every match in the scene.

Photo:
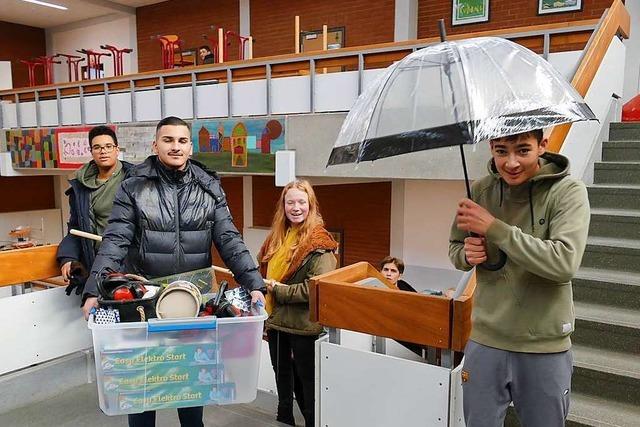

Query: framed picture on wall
[538,0,582,15]
[452,0,490,26]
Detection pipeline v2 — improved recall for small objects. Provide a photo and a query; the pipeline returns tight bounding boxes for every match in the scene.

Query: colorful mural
[7,129,58,168]
[6,126,116,169]
[191,117,285,174]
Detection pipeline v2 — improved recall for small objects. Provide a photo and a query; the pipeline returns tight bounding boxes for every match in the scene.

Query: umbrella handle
[480,249,507,271]
[470,230,508,271]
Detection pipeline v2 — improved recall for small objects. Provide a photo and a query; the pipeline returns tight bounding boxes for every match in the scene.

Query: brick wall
[0,176,55,213]
[252,177,391,266]
[250,0,395,58]
[418,0,613,39]
[136,0,240,72]
[0,21,46,89]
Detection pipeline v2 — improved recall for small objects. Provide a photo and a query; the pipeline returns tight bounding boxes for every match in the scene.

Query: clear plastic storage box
[88,312,267,415]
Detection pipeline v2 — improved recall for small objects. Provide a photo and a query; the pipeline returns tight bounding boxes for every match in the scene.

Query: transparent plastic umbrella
[327,34,596,270]
[327,36,595,176]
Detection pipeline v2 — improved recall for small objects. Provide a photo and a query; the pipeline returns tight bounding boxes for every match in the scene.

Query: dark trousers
[127,406,204,427]
[267,329,318,427]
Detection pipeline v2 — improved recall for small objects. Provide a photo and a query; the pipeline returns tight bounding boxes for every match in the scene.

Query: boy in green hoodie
[449,129,590,427]
[56,126,132,295]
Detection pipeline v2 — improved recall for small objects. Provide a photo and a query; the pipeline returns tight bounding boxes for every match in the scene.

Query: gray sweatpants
[462,340,573,427]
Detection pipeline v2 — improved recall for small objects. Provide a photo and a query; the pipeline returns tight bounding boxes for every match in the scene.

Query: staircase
[505,122,640,427]
[568,122,640,427]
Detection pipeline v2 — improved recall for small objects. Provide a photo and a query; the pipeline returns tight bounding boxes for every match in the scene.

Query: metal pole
[104,82,110,124]
[130,80,136,122]
[309,59,315,113]
[79,85,85,125]
[357,53,364,95]
[0,96,4,129]
[34,90,41,128]
[543,33,550,60]
[56,88,62,126]
[159,76,165,118]
[15,94,21,129]
[191,72,198,119]
[266,64,272,116]
[227,68,233,117]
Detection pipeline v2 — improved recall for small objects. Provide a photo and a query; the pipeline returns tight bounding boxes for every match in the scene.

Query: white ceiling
[0,0,165,29]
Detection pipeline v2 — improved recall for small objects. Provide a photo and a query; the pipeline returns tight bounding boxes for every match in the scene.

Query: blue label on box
[101,344,219,372]
[117,382,236,411]
[103,364,225,392]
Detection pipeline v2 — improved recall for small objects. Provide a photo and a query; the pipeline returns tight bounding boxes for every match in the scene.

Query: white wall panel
[271,75,310,114]
[315,71,358,112]
[1,102,17,128]
[165,86,193,119]
[85,94,107,124]
[61,97,81,125]
[135,89,161,122]
[196,83,228,118]
[19,101,37,128]
[40,99,59,127]
[109,92,132,123]
[231,80,267,116]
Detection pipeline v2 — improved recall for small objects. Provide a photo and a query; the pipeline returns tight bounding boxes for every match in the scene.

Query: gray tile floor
[0,383,300,427]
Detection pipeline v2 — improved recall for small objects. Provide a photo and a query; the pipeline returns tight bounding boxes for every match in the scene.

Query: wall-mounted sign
[452,0,490,26]
[55,127,94,168]
[538,0,582,15]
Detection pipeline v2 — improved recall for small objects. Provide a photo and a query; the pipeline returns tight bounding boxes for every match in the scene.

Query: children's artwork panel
[191,117,284,174]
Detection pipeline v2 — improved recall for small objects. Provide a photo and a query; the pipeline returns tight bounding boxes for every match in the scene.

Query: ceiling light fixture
[20,0,68,11]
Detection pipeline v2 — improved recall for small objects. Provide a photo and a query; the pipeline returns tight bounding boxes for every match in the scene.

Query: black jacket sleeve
[56,188,82,267]
[83,184,138,299]
[210,181,264,292]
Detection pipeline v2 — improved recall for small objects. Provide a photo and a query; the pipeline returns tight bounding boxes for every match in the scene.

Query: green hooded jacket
[75,160,124,244]
[449,152,590,353]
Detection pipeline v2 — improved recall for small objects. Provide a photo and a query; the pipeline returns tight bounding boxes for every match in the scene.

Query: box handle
[147,317,217,332]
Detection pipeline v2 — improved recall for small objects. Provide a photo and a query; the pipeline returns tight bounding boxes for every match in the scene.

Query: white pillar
[390,179,405,258]
[242,176,253,228]
[239,0,251,36]
[394,0,418,42]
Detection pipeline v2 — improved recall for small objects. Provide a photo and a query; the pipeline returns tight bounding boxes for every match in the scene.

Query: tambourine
[155,280,202,319]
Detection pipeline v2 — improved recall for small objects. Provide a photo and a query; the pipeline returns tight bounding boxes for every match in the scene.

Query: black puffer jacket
[83,156,264,298]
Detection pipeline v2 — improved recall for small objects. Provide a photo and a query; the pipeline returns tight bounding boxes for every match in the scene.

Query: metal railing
[0,20,598,130]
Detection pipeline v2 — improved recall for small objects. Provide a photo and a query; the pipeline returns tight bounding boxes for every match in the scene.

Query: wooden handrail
[548,0,630,153]
[0,19,598,99]
[0,245,60,287]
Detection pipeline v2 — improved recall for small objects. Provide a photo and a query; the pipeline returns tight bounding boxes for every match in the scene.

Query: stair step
[572,343,640,406]
[588,184,640,210]
[589,208,640,240]
[567,393,640,427]
[573,267,640,310]
[602,141,640,162]
[573,365,640,407]
[575,300,640,329]
[573,344,640,380]
[582,237,640,273]
[573,301,640,354]
[505,392,640,427]
[610,122,640,141]
[594,161,640,184]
